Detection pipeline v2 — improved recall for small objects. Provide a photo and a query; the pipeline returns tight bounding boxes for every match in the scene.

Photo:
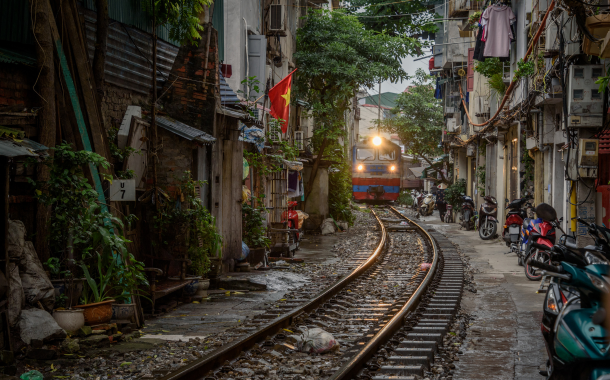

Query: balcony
[449,0,483,17]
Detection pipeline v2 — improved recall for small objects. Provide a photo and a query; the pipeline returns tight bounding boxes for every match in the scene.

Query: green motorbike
[530,217,610,380]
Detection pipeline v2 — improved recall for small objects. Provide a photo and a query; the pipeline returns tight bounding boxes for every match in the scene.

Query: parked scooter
[477,195,498,240]
[444,204,454,223]
[419,193,436,216]
[521,203,558,281]
[502,193,534,265]
[412,190,424,212]
[529,216,610,380]
[458,194,476,231]
[281,201,303,253]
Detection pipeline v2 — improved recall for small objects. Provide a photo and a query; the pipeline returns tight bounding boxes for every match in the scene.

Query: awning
[284,160,303,171]
[156,116,215,145]
[0,138,49,157]
[0,47,36,66]
[219,71,240,106]
[408,166,425,179]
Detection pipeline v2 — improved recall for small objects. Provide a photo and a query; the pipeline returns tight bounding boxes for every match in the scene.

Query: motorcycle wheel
[524,248,551,281]
[479,219,497,240]
[463,210,471,231]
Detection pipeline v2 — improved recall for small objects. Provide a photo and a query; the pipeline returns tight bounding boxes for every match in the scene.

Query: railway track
[158,206,464,380]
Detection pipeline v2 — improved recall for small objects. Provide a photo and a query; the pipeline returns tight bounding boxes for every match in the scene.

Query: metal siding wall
[0,0,35,45]
[212,0,224,62]
[81,0,178,45]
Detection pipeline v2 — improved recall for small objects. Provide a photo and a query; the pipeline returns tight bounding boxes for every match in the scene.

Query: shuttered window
[467,48,474,92]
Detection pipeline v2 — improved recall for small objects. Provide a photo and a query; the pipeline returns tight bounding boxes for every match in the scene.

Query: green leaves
[142,0,213,46]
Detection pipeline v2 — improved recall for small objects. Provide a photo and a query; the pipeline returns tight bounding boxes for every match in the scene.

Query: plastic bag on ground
[320,218,336,235]
[20,370,43,380]
[289,327,340,354]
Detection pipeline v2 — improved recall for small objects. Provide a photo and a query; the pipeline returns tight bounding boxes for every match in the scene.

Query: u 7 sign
[110,179,136,201]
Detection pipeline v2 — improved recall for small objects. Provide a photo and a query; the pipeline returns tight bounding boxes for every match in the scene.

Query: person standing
[436,183,447,221]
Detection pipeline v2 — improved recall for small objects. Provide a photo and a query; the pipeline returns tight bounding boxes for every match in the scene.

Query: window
[573,89,584,100]
[357,148,375,160]
[592,89,601,100]
[592,68,603,78]
[574,68,584,78]
[379,147,396,161]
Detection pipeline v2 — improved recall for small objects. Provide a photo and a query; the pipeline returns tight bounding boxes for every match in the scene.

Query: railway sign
[110,179,136,201]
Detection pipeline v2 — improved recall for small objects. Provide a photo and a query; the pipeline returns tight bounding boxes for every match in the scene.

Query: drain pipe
[243,17,249,98]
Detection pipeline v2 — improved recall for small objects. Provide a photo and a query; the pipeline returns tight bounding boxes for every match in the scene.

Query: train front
[352,136,401,202]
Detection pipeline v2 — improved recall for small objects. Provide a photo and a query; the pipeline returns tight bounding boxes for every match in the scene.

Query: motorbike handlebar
[526,258,563,273]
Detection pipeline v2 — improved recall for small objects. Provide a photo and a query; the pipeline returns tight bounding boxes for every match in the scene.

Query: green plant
[80,253,117,304]
[44,257,61,278]
[445,179,467,208]
[488,73,507,96]
[397,190,414,206]
[476,166,486,197]
[474,58,503,78]
[242,200,271,248]
[513,57,535,81]
[141,0,214,46]
[55,293,68,309]
[595,65,610,93]
[468,11,481,28]
[329,160,355,225]
[154,172,221,276]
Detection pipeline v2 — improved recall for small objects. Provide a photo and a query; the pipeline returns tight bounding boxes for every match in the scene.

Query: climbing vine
[521,136,535,194]
[476,166,486,197]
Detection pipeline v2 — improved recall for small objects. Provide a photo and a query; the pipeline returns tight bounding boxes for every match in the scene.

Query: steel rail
[159,209,388,380]
[328,206,440,380]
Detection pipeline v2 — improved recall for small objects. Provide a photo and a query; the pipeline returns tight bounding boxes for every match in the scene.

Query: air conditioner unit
[269,4,285,32]
[269,128,282,143]
[294,131,304,151]
[567,65,604,127]
[467,145,475,157]
[447,118,458,133]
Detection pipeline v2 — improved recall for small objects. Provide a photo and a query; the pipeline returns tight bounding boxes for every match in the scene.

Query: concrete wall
[303,166,329,229]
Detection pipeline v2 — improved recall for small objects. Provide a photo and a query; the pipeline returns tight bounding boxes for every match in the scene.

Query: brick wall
[0,63,36,108]
[100,83,149,131]
[161,26,218,135]
[154,128,197,190]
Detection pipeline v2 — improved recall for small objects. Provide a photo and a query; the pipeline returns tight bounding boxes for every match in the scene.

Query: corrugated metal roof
[220,71,240,106]
[156,116,216,145]
[0,138,48,158]
[0,0,35,45]
[80,9,179,95]
[0,47,36,66]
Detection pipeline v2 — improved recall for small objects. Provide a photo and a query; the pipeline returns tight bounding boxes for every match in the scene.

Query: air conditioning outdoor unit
[269,4,285,32]
[567,65,604,127]
[294,131,304,151]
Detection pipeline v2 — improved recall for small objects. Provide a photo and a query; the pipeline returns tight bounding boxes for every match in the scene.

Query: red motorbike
[522,203,557,281]
[502,194,533,264]
[281,201,302,251]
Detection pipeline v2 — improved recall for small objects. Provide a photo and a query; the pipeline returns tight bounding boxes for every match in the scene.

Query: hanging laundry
[434,77,443,99]
[481,4,516,58]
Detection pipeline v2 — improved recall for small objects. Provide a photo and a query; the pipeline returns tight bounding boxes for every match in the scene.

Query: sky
[370,54,431,96]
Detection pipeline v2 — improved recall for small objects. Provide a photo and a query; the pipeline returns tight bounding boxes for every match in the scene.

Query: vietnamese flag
[269,69,297,133]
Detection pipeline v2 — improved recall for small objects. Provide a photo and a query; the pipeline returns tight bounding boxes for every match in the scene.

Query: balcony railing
[449,0,483,17]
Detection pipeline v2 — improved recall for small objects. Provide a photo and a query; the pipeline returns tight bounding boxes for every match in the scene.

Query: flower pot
[53,309,85,333]
[168,276,202,297]
[112,303,136,321]
[74,299,115,325]
[51,279,85,308]
[196,279,210,297]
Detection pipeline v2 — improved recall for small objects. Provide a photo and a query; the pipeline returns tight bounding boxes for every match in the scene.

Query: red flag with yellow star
[268,69,297,133]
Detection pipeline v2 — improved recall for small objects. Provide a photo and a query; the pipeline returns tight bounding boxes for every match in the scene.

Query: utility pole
[377,81,381,134]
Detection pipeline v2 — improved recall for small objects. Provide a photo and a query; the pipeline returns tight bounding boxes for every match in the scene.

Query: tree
[294,10,418,203]
[142,0,213,46]
[379,68,449,183]
[344,0,439,37]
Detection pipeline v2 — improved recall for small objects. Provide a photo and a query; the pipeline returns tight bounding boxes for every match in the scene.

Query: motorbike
[521,203,557,281]
[419,193,436,216]
[411,190,424,212]
[502,193,534,265]
[458,194,476,231]
[280,201,303,253]
[444,204,454,223]
[529,216,610,380]
[477,195,498,240]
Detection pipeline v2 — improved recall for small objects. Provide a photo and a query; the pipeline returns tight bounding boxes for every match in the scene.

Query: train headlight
[390,165,396,171]
[357,165,363,171]
[373,136,382,146]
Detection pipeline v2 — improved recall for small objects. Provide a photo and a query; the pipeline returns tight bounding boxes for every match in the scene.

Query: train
[352,136,402,202]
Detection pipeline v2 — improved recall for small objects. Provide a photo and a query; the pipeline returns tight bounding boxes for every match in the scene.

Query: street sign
[110,179,136,201]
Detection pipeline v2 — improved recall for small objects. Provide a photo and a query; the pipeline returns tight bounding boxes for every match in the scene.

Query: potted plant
[112,251,149,322]
[242,201,271,266]
[75,253,117,325]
